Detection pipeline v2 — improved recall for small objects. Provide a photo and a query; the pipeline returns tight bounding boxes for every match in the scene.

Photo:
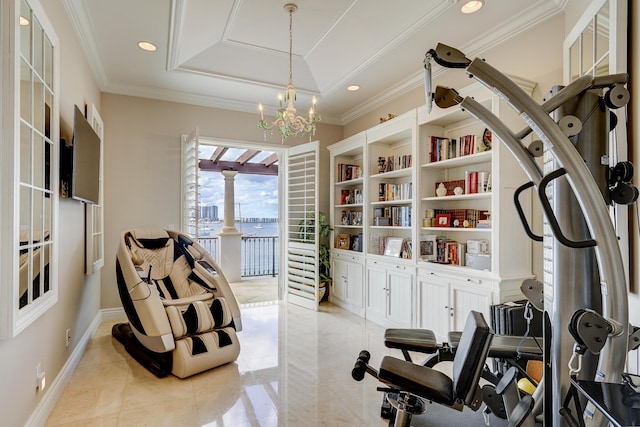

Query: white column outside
[218,170,242,282]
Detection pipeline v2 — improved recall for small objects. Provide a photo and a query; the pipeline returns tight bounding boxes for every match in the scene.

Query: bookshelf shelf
[420,227,491,233]
[371,199,412,206]
[369,168,412,179]
[336,177,364,186]
[421,150,492,169]
[421,193,491,202]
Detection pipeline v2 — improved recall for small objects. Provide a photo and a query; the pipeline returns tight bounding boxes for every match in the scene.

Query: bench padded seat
[385,328,438,353]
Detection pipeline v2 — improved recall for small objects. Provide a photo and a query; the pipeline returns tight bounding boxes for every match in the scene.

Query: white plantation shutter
[182,128,199,237]
[285,141,319,310]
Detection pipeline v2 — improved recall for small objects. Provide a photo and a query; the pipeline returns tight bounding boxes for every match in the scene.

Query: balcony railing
[197,236,279,278]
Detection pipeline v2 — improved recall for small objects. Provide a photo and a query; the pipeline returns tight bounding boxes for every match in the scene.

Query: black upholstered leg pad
[182,303,199,335]
[379,356,455,406]
[215,329,233,347]
[210,298,225,328]
[191,336,207,355]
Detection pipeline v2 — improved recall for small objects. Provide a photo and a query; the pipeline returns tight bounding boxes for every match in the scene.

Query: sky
[199,170,279,220]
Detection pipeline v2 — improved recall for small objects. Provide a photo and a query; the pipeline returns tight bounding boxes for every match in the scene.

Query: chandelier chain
[288,8,293,84]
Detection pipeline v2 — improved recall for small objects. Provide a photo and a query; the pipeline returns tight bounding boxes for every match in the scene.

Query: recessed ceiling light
[461,0,484,14]
[137,41,157,52]
[19,16,29,26]
[347,85,360,92]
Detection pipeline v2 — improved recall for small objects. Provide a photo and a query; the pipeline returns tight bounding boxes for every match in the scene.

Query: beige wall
[99,94,343,308]
[0,0,101,426]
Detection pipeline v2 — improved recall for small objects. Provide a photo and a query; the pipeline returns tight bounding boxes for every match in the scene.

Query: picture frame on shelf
[336,234,351,250]
[435,213,451,227]
[351,234,361,251]
[383,237,403,257]
[420,234,437,261]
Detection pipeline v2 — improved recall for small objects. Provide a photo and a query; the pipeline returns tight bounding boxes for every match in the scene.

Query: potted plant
[317,211,332,301]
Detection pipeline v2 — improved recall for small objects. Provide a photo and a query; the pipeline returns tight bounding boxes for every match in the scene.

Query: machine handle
[514,181,543,242]
[352,350,371,381]
[538,168,597,248]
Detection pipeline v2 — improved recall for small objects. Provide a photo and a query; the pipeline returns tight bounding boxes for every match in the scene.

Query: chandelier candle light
[258,3,320,141]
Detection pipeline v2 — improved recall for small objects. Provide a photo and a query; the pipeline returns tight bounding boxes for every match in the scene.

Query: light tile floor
[45,302,498,426]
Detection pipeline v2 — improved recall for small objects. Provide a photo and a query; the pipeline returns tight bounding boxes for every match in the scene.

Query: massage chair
[112,229,242,378]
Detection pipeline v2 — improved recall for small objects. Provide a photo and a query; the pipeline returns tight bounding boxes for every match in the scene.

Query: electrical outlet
[65,328,71,348]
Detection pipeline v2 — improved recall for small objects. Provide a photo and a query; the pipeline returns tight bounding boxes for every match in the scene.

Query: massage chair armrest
[192,260,219,291]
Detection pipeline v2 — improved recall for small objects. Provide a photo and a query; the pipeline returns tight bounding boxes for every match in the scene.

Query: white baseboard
[101,307,126,322]
[25,307,124,427]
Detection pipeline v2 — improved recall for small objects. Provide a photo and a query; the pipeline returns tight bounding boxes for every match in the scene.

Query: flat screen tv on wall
[61,105,101,204]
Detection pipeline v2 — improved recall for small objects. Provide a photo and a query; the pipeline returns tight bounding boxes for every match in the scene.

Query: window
[85,105,104,275]
[1,0,60,337]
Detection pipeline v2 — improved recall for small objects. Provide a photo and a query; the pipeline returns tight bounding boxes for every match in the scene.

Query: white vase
[436,183,447,197]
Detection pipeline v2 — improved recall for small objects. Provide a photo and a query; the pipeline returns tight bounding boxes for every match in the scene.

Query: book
[469,171,478,194]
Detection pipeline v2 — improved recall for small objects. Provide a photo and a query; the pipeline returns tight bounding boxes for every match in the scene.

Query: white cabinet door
[417,274,450,342]
[345,260,364,309]
[450,281,493,332]
[387,267,413,327]
[332,258,348,302]
[366,263,388,322]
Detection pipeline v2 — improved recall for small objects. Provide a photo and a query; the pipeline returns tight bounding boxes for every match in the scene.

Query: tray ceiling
[63,0,565,125]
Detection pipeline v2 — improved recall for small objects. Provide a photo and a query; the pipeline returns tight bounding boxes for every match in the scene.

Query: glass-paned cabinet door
[85,104,104,275]
[1,0,59,337]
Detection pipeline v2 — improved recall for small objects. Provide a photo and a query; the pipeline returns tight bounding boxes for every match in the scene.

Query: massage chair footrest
[172,327,240,378]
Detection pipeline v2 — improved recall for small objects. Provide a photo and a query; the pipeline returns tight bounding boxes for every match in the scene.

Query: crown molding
[166,0,185,71]
[62,0,109,88]
[340,0,563,125]
[101,82,342,125]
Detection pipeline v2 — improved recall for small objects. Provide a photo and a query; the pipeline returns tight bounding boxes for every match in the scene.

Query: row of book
[340,188,363,205]
[378,182,412,201]
[377,155,412,173]
[429,134,483,163]
[337,163,362,182]
[420,235,467,265]
[465,170,491,194]
[373,206,411,227]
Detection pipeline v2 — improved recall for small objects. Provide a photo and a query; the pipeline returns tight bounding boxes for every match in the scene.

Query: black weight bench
[382,327,542,420]
[353,311,494,427]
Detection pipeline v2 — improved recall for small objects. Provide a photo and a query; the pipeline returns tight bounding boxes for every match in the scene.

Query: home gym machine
[352,43,637,426]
